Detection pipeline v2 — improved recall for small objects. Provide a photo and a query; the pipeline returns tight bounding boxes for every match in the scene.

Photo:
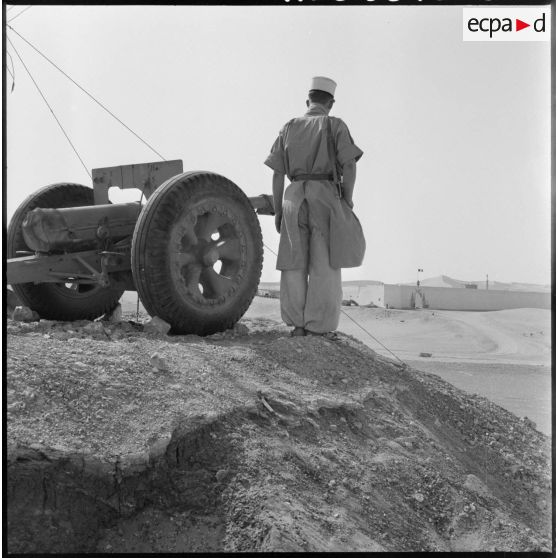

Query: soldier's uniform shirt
[264,103,363,333]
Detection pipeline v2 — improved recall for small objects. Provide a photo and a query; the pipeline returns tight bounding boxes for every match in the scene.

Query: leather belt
[291,173,334,182]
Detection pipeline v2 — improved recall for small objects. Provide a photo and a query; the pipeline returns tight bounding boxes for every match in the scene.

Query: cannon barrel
[21,196,273,254]
[22,202,141,253]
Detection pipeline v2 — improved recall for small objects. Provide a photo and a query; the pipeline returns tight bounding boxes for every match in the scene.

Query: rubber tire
[7,183,125,321]
[131,171,263,335]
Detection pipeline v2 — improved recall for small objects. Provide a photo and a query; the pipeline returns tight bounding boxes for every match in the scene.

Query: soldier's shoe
[290,327,306,337]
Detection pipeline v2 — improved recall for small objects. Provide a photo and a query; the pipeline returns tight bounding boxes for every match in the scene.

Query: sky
[4,4,552,286]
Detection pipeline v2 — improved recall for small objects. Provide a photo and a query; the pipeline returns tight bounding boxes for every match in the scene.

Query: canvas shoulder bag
[326,117,366,269]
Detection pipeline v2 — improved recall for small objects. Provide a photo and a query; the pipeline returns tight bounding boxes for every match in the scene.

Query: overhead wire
[6,48,16,89]
[263,241,278,258]
[7,24,166,161]
[6,48,15,75]
[7,36,92,179]
[7,5,31,23]
[339,308,406,364]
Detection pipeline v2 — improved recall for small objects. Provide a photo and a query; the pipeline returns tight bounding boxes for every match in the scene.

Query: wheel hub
[202,246,220,267]
[131,172,264,335]
[168,203,246,306]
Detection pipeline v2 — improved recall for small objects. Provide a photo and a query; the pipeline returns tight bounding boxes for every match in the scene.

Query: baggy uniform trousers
[279,182,342,333]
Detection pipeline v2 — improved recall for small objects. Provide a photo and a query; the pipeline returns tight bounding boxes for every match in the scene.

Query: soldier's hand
[275,212,282,233]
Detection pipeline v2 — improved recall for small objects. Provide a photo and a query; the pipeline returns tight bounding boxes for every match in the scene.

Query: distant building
[364,284,550,311]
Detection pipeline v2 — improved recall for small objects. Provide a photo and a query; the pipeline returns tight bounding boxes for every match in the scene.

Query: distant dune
[402,275,550,293]
[261,275,550,293]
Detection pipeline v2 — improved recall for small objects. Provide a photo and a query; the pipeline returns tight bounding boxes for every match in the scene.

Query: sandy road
[334,306,550,366]
[441,309,551,365]
[335,306,552,436]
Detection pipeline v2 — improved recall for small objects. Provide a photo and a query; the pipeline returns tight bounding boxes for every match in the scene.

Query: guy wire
[339,308,405,364]
[261,243,405,364]
[8,37,91,180]
[6,48,15,88]
[7,24,166,161]
[7,6,32,23]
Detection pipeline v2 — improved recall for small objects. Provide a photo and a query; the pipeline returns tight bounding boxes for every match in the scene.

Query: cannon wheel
[7,183,125,321]
[132,171,263,335]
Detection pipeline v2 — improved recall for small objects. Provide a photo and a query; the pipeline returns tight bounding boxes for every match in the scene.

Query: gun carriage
[7,160,275,335]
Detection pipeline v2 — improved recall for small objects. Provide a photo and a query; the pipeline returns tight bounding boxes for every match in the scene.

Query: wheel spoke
[180,222,199,248]
[185,263,203,293]
[200,267,233,297]
[172,252,197,267]
[196,213,229,241]
[215,238,240,261]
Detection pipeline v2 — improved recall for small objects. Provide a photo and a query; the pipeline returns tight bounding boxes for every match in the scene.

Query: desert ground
[245,296,552,436]
[7,289,552,552]
[120,290,552,433]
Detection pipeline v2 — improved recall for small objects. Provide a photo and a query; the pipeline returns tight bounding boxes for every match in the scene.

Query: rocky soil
[6,308,553,553]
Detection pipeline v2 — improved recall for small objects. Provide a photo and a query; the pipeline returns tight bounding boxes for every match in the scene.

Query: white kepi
[310,76,337,97]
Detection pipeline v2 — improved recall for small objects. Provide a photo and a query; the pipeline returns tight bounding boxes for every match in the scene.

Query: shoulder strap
[281,119,295,181]
[325,117,342,198]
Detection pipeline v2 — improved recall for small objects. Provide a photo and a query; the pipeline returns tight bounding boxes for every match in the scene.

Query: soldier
[264,76,363,337]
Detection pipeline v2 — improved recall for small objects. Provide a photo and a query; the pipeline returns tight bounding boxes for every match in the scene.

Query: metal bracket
[249,194,275,215]
[75,255,109,287]
[91,160,184,205]
[7,248,131,287]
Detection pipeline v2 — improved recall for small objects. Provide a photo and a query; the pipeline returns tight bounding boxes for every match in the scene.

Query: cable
[8,37,91,179]
[261,241,405,363]
[6,48,16,91]
[339,308,405,364]
[7,25,166,161]
[263,241,278,257]
[7,5,31,23]
[6,48,15,76]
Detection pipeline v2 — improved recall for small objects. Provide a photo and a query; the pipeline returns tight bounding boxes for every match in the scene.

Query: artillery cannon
[7,160,275,335]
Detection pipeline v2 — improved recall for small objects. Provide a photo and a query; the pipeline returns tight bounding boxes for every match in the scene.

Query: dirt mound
[6,316,552,552]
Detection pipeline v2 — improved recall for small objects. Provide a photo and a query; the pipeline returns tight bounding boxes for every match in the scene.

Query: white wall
[384,285,551,311]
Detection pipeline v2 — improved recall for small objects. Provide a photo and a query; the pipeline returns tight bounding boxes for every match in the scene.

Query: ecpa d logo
[463,8,550,42]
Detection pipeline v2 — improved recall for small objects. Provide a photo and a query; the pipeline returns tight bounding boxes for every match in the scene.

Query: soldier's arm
[342,160,356,208]
[272,170,285,232]
[333,119,362,208]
